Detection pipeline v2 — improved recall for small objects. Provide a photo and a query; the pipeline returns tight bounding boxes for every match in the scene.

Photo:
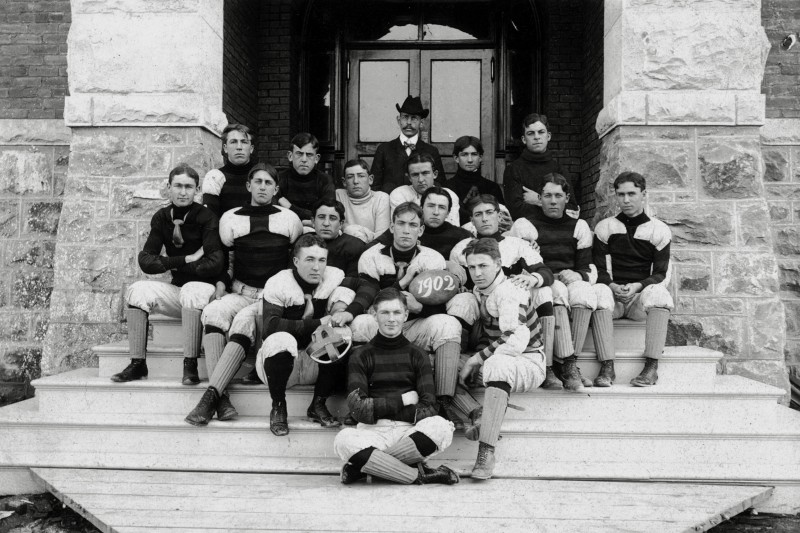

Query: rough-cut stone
[670,250,712,265]
[151,131,186,145]
[657,203,734,246]
[774,227,800,256]
[765,185,800,200]
[53,246,137,292]
[56,201,95,243]
[24,201,62,235]
[0,347,42,381]
[678,265,711,293]
[725,360,790,402]
[110,178,168,218]
[698,139,762,199]
[41,322,125,376]
[0,149,52,195]
[735,92,765,125]
[746,298,786,360]
[761,118,800,146]
[785,300,800,336]
[73,0,205,14]
[647,91,735,124]
[779,260,800,296]
[12,271,54,309]
[693,297,744,315]
[148,146,173,174]
[64,176,110,199]
[0,201,20,238]
[4,241,56,269]
[763,148,789,182]
[786,339,800,366]
[0,119,71,145]
[95,221,138,245]
[714,252,779,295]
[49,291,124,323]
[667,314,745,357]
[0,314,29,342]
[33,315,48,343]
[69,130,149,178]
[737,201,771,248]
[619,142,693,189]
[769,202,791,223]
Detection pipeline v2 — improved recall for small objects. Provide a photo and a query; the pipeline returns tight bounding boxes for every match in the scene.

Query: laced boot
[416,463,460,485]
[438,396,465,431]
[540,366,563,390]
[216,392,238,421]
[241,367,262,385]
[630,358,658,387]
[464,406,482,441]
[184,386,220,426]
[471,442,496,480]
[340,462,366,485]
[593,360,616,387]
[559,356,585,392]
[182,357,200,386]
[270,400,289,436]
[307,396,341,428]
[110,359,148,383]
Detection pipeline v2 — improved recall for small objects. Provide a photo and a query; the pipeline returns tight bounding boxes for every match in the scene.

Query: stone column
[595,1,789,394]
[42,0,226,375]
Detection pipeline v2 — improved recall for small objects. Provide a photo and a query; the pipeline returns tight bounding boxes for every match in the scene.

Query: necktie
[303,294,314,319]
[403,141,416,156]
[171,211,185,248]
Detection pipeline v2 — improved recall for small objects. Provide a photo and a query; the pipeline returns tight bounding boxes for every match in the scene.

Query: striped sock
[383,436,426,465]
[644,308,670,359]
[209,341,246,392]
[182,308,203,359]
[202,331,226,376]
[571,307,592,355]
[553,305,574,358]
[434,342,460,397]
[479,386,508,447]
[127,307,148,359]
[591,310,615,361]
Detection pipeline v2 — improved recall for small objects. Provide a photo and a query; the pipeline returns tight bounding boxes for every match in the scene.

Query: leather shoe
[416,463,459,485]
[216,392,238,421]
[270,401,289,436]
[185,386,219,426]
[438,396,464,431]
[110,359,148,383]
[559,356,585,392]
[471,442,496,480]
[631,358,658,387]
[593,360,616,387]
[182,358,200,386]
[340,462,366,485]
[540,366,563,390]
[307,396,341,428]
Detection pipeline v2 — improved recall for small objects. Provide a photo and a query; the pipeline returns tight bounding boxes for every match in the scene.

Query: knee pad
[124,281,158,313]
[641,284,674,311]
[550,280,569,307]
[179,282,215,310]
[229,304,260,343]
[594,284,615,311]
[531,286,553,309]
[350,314,379,343]
[567,280,597,309]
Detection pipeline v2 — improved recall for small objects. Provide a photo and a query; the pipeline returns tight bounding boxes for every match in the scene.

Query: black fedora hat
[396,95,429,119]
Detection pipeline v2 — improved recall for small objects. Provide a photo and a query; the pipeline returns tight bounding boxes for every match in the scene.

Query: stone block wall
[41,127,222,375]
[0,120,70,404]
[223,0,259,130]
[762,0,800,119]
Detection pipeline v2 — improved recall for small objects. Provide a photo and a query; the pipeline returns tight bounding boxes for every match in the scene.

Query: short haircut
[392,201,423,222]
[467,193,500,216]
[168,163,200,185]
[343,158,371,174]
[289,132,320,152]
[613,171,647,192]
[373,287,408,311]
[221,124,253,156]
[293,233,327,258]
[522,113,549,132]
[539,172,571,196]
[312,197,346,222]
[247,162,278,183]
[406,152,437,173]
[453,135,484,156]
[464,237,502,262]
[420,186,452,212]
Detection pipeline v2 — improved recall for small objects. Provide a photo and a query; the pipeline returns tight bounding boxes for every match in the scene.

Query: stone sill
[761,119,800,146]
[0,119,71,145]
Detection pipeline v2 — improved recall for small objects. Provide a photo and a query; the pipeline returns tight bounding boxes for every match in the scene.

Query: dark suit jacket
[371,137,446,193]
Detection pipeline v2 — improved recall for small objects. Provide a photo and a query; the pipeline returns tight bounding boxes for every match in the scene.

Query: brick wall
[0,0,70,120]
[223,0,259,131]
[762,0,800,119]
[579,0,603,220]
[256,0,293,165]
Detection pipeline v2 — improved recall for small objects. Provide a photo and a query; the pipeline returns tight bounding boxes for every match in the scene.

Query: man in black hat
[371,95,446,194]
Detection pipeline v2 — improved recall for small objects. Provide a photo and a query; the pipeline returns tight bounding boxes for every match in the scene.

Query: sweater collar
[237,203,279,216]
[292,268,319,294]
[616,211,649,227]
[346,189,375,206]
[474,271,507,298]
[452,168,482,185]
[531,205,570,225]
[221,158,256,176]
[520,150,553,164]
[372,332,410,349]
[424,221,454,235]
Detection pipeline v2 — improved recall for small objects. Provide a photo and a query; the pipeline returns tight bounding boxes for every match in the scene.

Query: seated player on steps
[310,198,366,278]
[334,288,459,486]
[509,173,611,388]
[593,171,673,387]
[186,163,303,425]
[459,238,547,480]
[335,159,391,243]
[113,163,224,385]
[389,153,461,227]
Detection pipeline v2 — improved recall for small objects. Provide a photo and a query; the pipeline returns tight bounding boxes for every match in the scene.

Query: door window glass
[430,60,481,143]
[359,61,410,142]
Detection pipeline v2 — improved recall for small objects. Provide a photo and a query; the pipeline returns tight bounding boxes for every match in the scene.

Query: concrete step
[149,314,182,346]
[94,341,722,387]
[1,398,798,487]
[32,368,784,423]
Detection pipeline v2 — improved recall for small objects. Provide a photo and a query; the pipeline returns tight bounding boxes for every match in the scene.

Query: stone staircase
[1,317,799,514]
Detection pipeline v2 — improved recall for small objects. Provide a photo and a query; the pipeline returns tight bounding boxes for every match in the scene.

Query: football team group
[112,96,672,486]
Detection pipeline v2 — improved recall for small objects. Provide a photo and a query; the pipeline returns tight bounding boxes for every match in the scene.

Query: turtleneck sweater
[502,150,577,220]
[202,158,257,219]
[420,221,473,258]
[347,332,437,424]
[336,188,391,238]
[445,168,505,222]
[525,206,593,279]
[276,167,336,221]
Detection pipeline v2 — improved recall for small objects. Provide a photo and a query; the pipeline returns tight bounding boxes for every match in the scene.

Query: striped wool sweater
[201,159,257,219]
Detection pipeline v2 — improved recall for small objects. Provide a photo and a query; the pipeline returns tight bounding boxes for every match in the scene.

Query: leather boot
[340,462,366,485]
[241,367,262,385]
[182,357,200,386]
[464,406,482,441]
[184,386,219,426]
[559,355,585,392]
[110,359,148,383]
[216,392,238,421]
[631,358,658,387]
[270,400,289,436]
[540,366,563,390]
[593,360,616,387]
[343,413,358,426]
[307,396,341,428]
[416,463,460,485]
[438,396,465,431]
[580,368,593,388]
[471,442,496,480]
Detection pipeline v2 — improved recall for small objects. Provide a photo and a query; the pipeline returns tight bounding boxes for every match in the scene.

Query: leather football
[408,269,461,305]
